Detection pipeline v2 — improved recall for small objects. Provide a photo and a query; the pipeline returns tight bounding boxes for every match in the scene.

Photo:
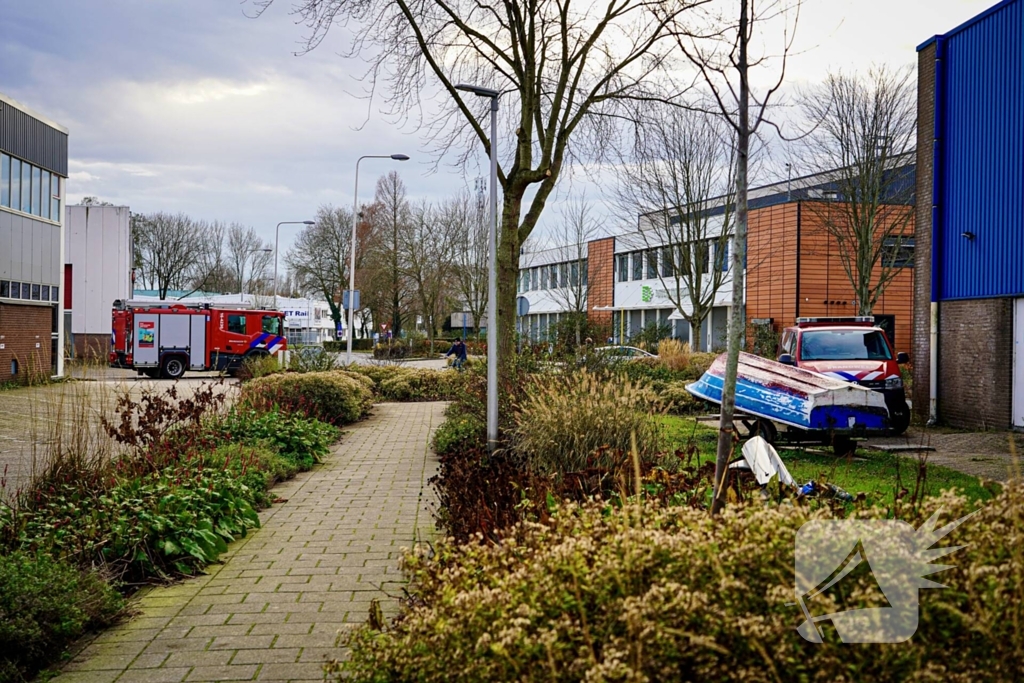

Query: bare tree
[549,195,601,346]
[614,107,735,350]
[226,223,272,297]
[285,205,353,334]
[449,181,488,336]
[403,201,459,350]
[132,212,224,299]
[364,171,413,338]
[251,0,707,364]
[796,66,916,315]
[677,0,799,514]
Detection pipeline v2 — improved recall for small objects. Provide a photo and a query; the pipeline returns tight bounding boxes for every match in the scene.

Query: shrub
[432,410,486,457]
[659,380,704,414]
[287,346,339,373]
[373,343,410,360]
[657,338,692,373]
[239,372,373,426]
[210,410,338,472]
[0,552,124,683]
[201,441,291,508]
[336,487,1024,682]
[324,339,373,352]
[512,370,663,476]
[378,369,461,402]
[236,353,282,380]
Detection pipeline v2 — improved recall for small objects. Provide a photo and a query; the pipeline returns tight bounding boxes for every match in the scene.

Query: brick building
[914,0,1024,430]
[0,92,67,383]
[517,167,915,354]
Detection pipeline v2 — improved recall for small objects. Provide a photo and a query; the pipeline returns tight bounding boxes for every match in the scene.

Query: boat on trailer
[686,352,892,438]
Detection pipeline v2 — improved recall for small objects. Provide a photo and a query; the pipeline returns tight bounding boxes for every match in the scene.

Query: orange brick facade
[0,302,52,383]
[586,237,615,328]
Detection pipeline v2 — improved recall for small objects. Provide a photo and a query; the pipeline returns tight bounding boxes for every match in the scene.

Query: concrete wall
[65,205,132,336]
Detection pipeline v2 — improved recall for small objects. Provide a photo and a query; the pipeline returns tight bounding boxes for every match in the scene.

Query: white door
[134,314,160,366]
[1014,298,1024,428]
[189,315,207,369]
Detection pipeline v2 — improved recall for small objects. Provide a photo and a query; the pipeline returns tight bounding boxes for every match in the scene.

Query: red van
[777,317,911,435]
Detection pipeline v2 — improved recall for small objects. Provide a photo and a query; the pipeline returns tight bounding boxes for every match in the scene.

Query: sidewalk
[52,401,445,683]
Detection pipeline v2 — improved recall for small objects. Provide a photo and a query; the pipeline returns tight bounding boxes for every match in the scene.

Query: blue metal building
[914,0,1024,429]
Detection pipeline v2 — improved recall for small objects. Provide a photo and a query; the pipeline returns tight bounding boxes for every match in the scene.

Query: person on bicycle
[446,338,468,371]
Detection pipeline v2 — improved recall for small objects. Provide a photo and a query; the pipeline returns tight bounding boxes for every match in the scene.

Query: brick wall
[937,298,1013,429]
[0,303,52,383]
[586,237,615,328]
[913,43,937,421]
[73,333,109,360]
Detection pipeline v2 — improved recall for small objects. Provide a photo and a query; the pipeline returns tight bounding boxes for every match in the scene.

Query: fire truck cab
[110,300,287,379]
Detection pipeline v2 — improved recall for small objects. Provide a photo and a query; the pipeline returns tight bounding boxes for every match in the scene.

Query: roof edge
[0,91,69,135]
[917,0,1018,52]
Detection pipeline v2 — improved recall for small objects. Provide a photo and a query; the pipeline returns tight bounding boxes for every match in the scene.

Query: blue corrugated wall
[933,0,1024,300]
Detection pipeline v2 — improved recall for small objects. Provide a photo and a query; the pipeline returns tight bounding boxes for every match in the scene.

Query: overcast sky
[0,0,996,259]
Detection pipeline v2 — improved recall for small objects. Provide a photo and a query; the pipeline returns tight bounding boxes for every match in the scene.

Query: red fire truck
[110,300,287,379]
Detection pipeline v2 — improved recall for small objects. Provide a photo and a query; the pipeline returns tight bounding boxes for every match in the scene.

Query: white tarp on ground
[729,436,797,487]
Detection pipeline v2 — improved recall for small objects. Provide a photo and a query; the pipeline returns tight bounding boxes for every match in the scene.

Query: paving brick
[52,403,443,683]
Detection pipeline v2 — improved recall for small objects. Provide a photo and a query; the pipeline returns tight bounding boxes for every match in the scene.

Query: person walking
[446,338,468,371]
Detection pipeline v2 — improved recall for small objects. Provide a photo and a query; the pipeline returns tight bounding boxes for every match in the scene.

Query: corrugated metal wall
[0,99,68,177]
[936,0,1024,300]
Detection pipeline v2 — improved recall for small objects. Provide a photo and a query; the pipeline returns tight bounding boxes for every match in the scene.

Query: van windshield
[800,329,892,361]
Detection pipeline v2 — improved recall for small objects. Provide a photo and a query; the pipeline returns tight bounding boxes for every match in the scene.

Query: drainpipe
[927,35,946,426]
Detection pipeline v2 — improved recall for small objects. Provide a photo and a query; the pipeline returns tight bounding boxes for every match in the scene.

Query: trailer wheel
[889,402,911,436]
[754,419,778,445]
[161,356,186,380]
[832,434,856,457]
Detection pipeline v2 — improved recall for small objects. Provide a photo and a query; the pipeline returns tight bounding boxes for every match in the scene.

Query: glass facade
[0,153,62,222]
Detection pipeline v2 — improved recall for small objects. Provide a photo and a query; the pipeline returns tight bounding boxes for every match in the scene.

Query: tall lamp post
[455,83,500,452]
[273,220,315,309]
[346,154,410,365]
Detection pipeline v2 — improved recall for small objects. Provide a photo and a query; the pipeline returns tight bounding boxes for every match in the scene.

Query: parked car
[592,345,658,362]
[777,316,911,435]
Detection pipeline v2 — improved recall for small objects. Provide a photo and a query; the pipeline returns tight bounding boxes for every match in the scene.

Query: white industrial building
[64,204,132,358]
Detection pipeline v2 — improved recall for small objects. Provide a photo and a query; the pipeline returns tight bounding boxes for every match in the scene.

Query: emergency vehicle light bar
[795,316,873,325]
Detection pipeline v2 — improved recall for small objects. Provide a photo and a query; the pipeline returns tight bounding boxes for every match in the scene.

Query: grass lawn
[662,415,999,508]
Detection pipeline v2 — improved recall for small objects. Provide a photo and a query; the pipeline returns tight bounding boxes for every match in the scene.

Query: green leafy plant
[0,551,124,683]
[214,409,339,470]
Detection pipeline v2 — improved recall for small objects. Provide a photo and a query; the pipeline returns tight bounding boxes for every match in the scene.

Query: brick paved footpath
[52,402,445,683]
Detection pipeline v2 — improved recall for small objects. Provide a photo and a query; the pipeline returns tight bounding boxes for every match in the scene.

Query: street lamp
[455,83,500,452]
[346,153,410,364]
[244,248,273,302]
[273,220,315,308]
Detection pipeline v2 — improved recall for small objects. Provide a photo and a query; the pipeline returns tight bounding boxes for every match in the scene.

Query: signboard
[138,321,155,348]
[516,296,530,316]
[343,290,360,311]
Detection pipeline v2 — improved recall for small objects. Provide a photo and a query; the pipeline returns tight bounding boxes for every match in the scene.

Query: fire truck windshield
[262,315,282,336]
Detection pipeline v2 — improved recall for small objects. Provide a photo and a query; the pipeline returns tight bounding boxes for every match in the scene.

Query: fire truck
[110,300,287,379]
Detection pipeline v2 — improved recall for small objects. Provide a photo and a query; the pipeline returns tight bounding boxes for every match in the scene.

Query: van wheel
[889,402,911,436]
[161,356,186,380]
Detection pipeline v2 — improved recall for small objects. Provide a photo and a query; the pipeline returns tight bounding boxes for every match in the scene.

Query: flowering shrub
[239,371,374,425]
[346,365,464,402]
[336,487,1024,682]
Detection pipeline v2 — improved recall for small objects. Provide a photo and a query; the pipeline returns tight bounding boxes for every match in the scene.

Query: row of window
[0,280,60,303]
[518,259,588,293]
[0,153,62,222]
[615,241,731,284]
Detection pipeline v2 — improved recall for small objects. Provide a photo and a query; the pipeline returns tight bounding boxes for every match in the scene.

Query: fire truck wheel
[161,356,187,380]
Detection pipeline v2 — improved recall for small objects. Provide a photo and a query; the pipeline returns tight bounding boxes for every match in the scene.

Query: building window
[51,175,60,221]
[617,254,628,283]
[0,153,8,207]
[569,261,579,287]
[51,286,59,302]
[558,263,568,288]
[21,162,31,214]
[582,259,588,286]
[40,170,50,220]
[41,285,50,301]
[31,167,41,217]
[631,252,643,281]
[10,158,21,212]
[661,246,673,277]
[531,267,539,290]
[0,281,8,298]
[646,249,658,279]
[549,265,558,289]
[31,284,40,301]
[716,239,730,272]
[882,236,914,268]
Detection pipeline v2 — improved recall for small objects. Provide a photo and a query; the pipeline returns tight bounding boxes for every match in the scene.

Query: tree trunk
[496,191,524,369]
[711,0,750,516]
